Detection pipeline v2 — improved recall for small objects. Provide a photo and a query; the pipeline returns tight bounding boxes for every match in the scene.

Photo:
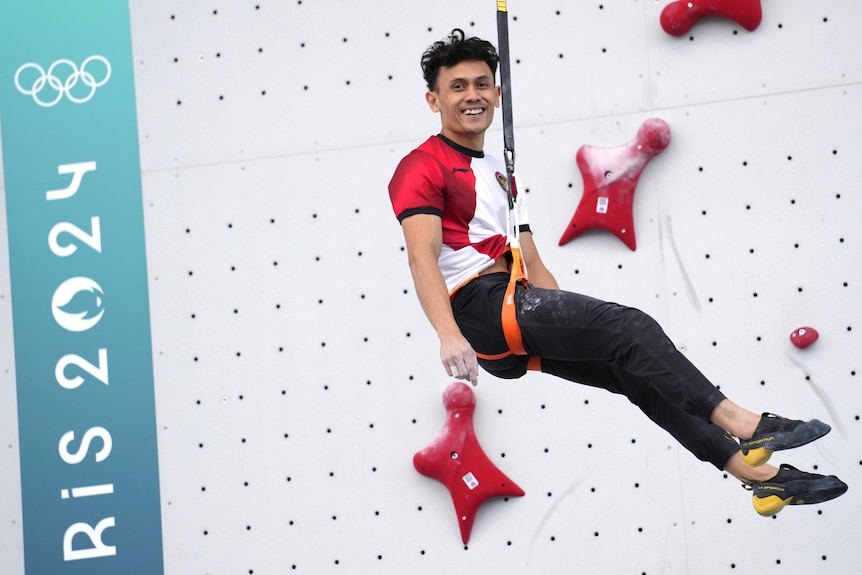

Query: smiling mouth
[462,107,486,116]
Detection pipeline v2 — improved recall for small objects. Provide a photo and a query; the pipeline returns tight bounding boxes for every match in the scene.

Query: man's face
[426,59,500,150]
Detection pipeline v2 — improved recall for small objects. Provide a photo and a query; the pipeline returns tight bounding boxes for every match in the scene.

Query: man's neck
[437,134,485,158]
[439,129,484,154]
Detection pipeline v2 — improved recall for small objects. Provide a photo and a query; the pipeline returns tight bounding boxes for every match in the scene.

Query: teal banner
[0,1,164,574]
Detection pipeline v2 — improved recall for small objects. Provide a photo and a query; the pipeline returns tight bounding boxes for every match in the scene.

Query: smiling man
[426,58,497,150]
[388,29,847,516]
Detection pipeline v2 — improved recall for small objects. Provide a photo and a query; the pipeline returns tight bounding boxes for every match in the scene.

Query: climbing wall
[1,0,860,573]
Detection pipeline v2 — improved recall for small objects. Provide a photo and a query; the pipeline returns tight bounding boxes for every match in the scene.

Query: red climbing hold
[413,382,525,544]
[660,0,762,36]
[559,118,671,251]
[790,326,819,349]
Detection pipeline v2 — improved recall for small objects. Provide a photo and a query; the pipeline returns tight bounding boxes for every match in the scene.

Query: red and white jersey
[389,135,530,294]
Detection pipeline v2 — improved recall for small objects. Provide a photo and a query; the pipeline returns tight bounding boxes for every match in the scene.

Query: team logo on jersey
[495,172,518,198]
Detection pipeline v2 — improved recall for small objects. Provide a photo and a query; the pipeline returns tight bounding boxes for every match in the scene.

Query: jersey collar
[437,134,484,158]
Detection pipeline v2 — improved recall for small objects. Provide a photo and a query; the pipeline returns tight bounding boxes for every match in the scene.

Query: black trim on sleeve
[397,207,443,223]
[518,224,531,234]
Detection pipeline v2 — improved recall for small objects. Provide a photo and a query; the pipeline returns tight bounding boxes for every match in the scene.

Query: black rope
[496,1,516,211]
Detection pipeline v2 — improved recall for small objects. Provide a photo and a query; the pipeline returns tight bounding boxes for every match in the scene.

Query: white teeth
[463,108,484,115]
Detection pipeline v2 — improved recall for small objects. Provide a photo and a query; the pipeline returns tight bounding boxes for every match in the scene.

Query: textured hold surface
[413,382,525,544]
[559,118,670,250]
[661,0,763,36]
[790,326,819,348]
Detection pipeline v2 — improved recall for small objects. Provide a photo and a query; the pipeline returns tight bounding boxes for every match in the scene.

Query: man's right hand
[440,333,479,386]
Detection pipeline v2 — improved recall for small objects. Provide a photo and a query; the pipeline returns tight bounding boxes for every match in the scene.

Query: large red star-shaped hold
[559,118,671,251]
[413,382,525,544]
[660,0,762,36]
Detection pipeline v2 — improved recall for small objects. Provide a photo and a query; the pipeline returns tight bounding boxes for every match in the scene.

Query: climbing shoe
[746,464,848,516]
[739,412,831,466]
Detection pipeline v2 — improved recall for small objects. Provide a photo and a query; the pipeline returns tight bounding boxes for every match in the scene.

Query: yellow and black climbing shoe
[746,464,848,517]
[740,412,831,467]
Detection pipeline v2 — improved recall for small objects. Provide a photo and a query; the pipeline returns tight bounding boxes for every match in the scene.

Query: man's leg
[538,357,738,469]
[516,287,725,422]
[710,398,761,440]
[511,286,847,514]
[516,286,836,465]
[534,357,847,515]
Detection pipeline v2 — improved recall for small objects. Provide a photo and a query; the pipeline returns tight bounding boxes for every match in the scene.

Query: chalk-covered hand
[439,332,479,386]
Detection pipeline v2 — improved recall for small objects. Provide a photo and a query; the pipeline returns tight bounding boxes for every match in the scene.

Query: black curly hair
[420,28,499,91]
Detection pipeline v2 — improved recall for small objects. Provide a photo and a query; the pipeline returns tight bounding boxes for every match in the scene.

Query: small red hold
[660,0,762,36]
[790,327,819,349]
[413,382,524,544]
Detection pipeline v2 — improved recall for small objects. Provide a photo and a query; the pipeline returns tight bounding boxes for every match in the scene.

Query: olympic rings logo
[14,56,112,107]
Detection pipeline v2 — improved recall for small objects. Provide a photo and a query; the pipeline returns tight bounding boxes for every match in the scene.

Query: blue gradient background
[0,1,164,573]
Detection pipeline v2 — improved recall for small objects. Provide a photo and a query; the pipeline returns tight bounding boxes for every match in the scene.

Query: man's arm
[519,231,559,290]
[401,214,480,386]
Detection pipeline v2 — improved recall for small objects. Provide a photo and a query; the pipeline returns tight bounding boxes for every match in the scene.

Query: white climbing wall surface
[1,0,860,573]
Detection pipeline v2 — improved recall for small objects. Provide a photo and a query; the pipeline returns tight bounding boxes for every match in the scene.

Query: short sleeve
[388,149,445,222]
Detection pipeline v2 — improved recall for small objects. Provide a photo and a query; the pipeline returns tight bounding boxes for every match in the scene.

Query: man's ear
[426,90,440,113]
[494,85,501,108]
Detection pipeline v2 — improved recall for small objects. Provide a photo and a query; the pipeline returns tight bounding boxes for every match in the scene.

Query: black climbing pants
[451,272,740,470]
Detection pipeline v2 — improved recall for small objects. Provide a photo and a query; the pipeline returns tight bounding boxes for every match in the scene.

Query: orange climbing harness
[475,243,542,371]
[501,244,528,356]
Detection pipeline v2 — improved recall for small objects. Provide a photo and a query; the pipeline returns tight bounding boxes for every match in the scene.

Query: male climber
[388,29,847,515]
